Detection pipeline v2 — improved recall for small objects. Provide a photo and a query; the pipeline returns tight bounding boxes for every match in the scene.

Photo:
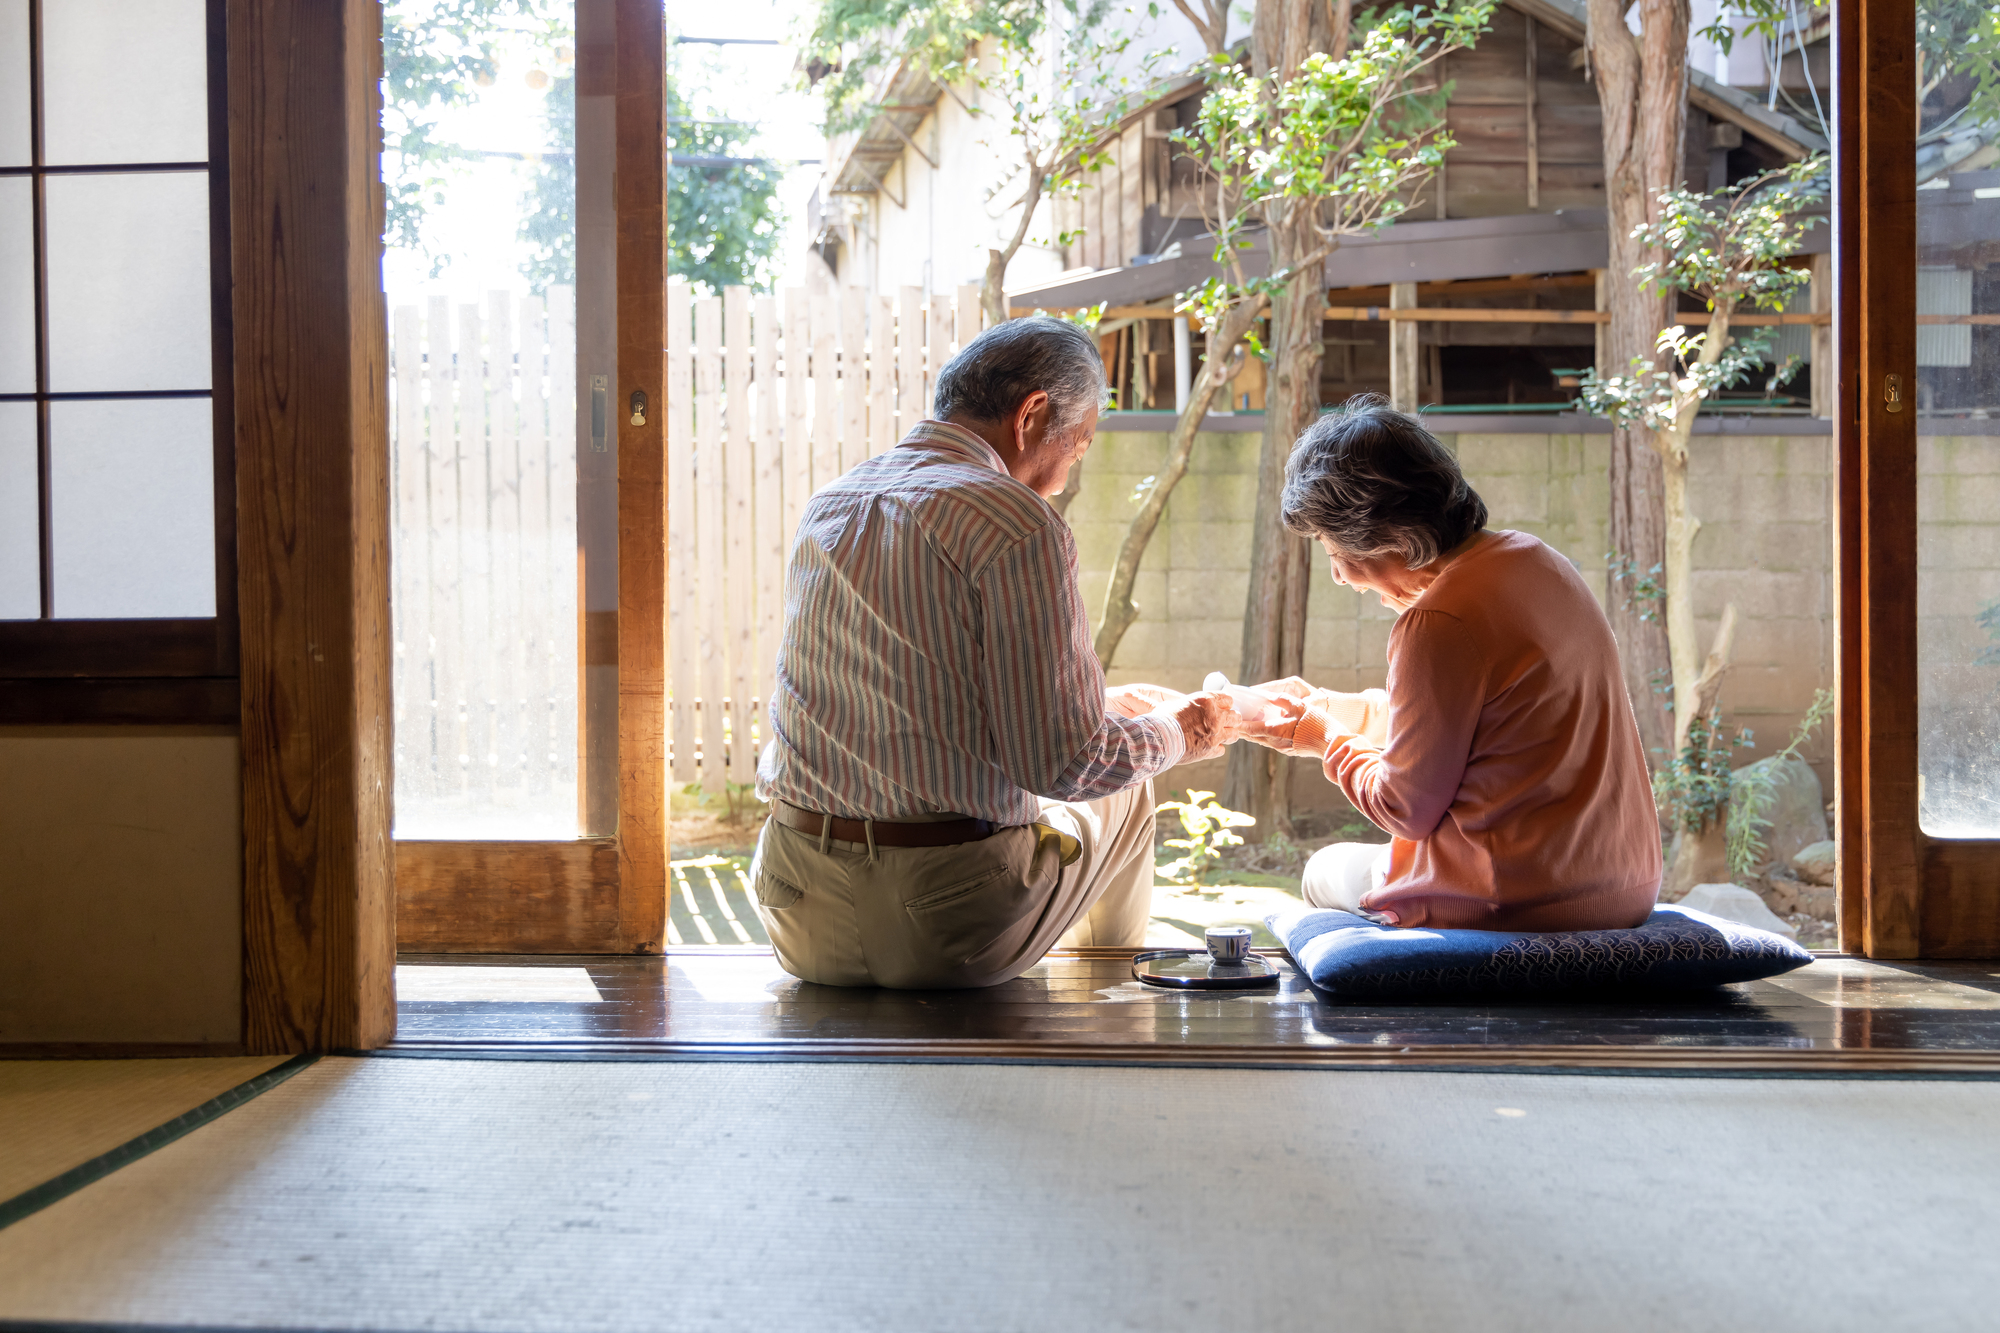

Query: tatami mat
[0,1057,288,1204]
[1,1057,1995,1332]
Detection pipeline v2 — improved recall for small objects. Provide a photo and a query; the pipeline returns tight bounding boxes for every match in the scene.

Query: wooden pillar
[1389,282,1420,413]
[231,0,395,1052]
[1836,0,1920,956]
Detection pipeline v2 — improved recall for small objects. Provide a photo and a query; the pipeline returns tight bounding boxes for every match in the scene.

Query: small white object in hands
[1202,671,1231,692]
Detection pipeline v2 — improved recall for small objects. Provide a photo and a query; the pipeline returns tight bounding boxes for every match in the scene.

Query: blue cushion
[1266,903,1814,999]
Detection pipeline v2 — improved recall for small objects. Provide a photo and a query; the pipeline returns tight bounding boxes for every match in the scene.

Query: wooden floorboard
[383,951,2000,1072]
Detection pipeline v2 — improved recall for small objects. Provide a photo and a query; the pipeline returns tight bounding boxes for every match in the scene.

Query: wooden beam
[396,842,624,952]
[230,0,395,1052]
[614,0,669,954]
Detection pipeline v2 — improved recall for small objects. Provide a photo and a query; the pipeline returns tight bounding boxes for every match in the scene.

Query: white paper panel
[45,172,211,393]
[42,0,208,165]
[0,402,36,620]
[0,0,28,167]
[0,176,32,394]
[50,398,215,619]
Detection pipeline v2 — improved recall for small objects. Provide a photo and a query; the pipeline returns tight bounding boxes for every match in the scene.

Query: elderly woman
[1225,396,1662,931]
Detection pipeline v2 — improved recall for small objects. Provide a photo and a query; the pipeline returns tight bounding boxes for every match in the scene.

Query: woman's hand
[1106,683,1185,718]
[1250,676,1315,702]
[1212,685,1305,750]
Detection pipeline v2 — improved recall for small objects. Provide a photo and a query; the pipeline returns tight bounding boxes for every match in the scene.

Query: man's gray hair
[933,315,1106,437]
[1280,394,1488,569]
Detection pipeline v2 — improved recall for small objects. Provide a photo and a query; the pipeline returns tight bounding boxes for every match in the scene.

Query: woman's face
[1320,538,1430,612]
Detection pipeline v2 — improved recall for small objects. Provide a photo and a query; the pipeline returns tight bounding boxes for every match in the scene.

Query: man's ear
[1012,390,1052,445]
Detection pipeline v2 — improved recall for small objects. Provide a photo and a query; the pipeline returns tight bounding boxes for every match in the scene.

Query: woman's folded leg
[1300,841,1390,913]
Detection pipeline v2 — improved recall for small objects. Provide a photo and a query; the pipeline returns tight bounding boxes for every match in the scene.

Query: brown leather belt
[773,802,1002,848]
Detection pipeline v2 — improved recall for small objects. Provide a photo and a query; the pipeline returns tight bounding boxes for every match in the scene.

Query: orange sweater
[1295,530,1662,931]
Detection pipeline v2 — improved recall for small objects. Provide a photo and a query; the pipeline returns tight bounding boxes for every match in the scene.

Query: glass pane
[0,0,27,166]
[1917,186,2000,835]
[0,175,32,394]
[41,0,208,165]
[49,398,214,619]
[383,4,581,838]
[44,171,211,392]
[0,401,36,620]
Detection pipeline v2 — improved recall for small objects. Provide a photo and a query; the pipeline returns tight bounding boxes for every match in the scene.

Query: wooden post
[231,0,394,1052]
[868,292,895,454]
[1389,281,1420,413]
[611,0,668,953]
[1837,0,1921,957]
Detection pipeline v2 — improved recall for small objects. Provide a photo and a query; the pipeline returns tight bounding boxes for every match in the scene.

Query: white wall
[830,2,1243,300]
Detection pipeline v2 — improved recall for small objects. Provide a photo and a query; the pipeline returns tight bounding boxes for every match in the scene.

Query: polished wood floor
[386,949,2000,1071]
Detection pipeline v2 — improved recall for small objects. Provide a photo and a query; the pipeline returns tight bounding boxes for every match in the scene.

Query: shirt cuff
[1141,708,1188,770]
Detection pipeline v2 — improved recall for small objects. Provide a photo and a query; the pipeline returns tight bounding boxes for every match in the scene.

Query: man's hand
[1163,691,1231,762]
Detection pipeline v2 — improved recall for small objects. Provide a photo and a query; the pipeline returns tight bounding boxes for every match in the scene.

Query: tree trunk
[1095,305,1264,667]
[982,167,1044,328]
[1657,307,1732,752]
[1223,0,1336,835]
[1587,0,1686,771]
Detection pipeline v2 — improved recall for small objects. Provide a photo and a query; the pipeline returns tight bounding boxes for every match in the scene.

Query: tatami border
[0,1055,319,1233]
[359,1040,2000,1078]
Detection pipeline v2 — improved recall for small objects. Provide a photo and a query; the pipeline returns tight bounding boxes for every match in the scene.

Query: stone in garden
[1731,756,1829,880]
[1791,839,1837,886]
[1677,882,1800,940]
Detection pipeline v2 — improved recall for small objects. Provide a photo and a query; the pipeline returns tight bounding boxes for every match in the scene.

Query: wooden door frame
[235,0,666,1054]
[390,0,669,957]
[1836,0,2000,957]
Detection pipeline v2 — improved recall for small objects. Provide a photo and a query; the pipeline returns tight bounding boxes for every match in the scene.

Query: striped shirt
[757,420,1185,825]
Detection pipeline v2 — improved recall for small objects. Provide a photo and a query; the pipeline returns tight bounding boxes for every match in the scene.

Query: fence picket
[956,283,982,350]
[694,295,726,791]
[486,291,521,795]
[927,293,952,417]
[810,291,838,492]
[723,286,756,784]
[518,293,552,790]
[391,305,423,778]
[869,292,895,455]
[840,293,866,476]
[897,287,924,440]
[783,288,811,546]
[752,292,783,754]
[667,283,696,784]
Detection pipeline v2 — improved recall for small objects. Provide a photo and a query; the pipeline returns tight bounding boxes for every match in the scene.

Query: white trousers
[1300,841,1392,914]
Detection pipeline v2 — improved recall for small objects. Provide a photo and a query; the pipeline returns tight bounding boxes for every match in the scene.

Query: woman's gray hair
[933,315,1106,437]
[1280,394,1488,569]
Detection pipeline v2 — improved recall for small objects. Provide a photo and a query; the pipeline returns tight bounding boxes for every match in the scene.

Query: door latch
[1884,373,1904,414]
[629,389,648,426]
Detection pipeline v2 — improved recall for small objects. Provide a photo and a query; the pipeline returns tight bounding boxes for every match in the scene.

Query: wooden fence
[388,287,579,837]
[668,280,984,789]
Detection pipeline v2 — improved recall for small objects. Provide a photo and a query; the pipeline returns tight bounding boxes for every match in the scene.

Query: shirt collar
[899,419,1008,476]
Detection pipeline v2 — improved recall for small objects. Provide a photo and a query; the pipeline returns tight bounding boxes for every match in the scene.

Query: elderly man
[751,317,1227,988]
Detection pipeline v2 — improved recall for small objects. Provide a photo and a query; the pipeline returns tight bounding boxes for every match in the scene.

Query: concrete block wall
[1073,426,1849,794]
[1917,435,2000,834]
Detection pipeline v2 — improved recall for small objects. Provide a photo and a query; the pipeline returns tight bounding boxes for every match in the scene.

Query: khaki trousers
[749,779,1158,988]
